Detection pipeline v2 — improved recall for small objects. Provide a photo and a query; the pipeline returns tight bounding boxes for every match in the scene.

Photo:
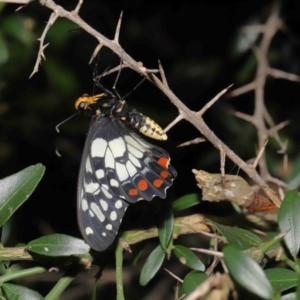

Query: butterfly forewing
[77,120,130,251]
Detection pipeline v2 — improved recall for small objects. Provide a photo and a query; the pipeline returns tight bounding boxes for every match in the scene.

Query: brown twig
[30,11,59,78]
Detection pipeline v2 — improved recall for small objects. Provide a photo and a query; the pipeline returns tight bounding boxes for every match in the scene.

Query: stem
[0,267,47,283]
[115,243,125,300]
[45,269,78,300]
[280,253,300,274]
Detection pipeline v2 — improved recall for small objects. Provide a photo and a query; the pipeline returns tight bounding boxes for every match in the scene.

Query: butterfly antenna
[55,113,77,133]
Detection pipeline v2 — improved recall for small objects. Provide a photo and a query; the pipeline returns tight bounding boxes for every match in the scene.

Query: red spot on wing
[158,157,169,168]
[160,171,169,179]
[128,189,138,196]
[153,179,164,188]
[138,179,148,191]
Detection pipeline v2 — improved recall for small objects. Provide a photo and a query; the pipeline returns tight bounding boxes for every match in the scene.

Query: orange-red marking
[158,157,169,168]
[138,179,148,191]
[128,189,138,196]
[160,171,169,179]
[153,179,164,188]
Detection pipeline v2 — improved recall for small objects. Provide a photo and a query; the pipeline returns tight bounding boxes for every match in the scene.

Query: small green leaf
[0,164,45,227]
[158,209,174,249]
[278,190,300,259]
[27,234,90,256]
[174,245,205,271]
[172,193,200,212]
[265,268,298,292]
[2,283,43,300]
[183,270,208,295]
[209,220,262,250]
[223,245,274,299]
[139,245,165,286]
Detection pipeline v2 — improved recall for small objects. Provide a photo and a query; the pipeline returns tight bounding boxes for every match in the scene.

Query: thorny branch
[2,0,299,206]
[228,0,300,185]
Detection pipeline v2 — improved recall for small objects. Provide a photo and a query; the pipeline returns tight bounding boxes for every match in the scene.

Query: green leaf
[0,164,45,227]
[183,270,208,295]
[27,234,90,256]
[2,283,43,300]
[172,193,200,212]
[278,190,300,259]
[139,245,165,286]
[209,220,263,250]
[223,245,274,299]
[158,209,174,249]
[265,268,298,292]
[174,245,205,271]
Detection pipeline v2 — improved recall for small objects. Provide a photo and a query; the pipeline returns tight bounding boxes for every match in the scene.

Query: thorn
[89,43,103,64]
[114,11,123,44]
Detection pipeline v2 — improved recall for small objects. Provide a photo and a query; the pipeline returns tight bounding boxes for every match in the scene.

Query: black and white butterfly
[75,91,177,251]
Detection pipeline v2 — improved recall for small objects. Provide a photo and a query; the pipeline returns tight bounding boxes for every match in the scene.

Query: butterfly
[75,91,177,251]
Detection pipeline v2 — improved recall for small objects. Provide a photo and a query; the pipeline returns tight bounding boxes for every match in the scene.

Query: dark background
[1,0,300,296]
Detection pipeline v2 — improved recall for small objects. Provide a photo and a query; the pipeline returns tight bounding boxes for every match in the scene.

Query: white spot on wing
[85,227,94,235]
[81,199,88,211]
[128,144,143,158]
[116,163,129,181]
[110,211,117,221]
[105,148,115,169]
[115,200,122,209]
[126,160,137,177]
[90,202,105,222]
[110,179,119,187]
[129,153,141,168]
[89,210,94,217]
[95,169,105,179]
[109,137,126,157]
[85,157,92,173]
[91,138,107,158]
[100,199,108,211]
[84,181,100,194]
[102,184,109,190]
[102,232,106,237]
[106,224,113,230]
[124,135,145,152]
[102,187,113,199]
